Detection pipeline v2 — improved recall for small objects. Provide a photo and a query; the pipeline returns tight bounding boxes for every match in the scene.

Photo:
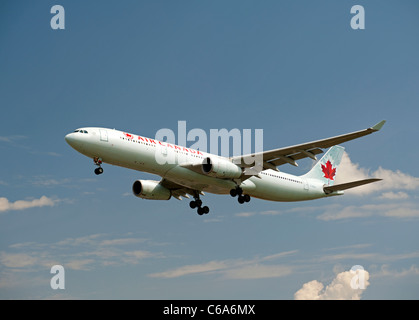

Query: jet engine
[201,157,242,179]
[132,180,171,200]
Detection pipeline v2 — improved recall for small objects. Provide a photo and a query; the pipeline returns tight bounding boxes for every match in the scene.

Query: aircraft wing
[231,120,386,171]
[160,178,203,200]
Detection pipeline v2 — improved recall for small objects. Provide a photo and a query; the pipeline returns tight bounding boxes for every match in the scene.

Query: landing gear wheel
[230,189,238,197]
[230,187,243,197]
[94,167,103,175]
[238,195,245,204]
[189,201,197,209]
[195,199,202,207]
[244,194,251,202]
[196,205,209,215]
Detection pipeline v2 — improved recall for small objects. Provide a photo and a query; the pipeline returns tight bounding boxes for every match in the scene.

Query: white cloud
[373,167,419,191]
[294,268,370,300]
[149,260,230,278]
[324,243,372,251]
[335,152,370,186]
[235,206,323,218]
[316,252,379,263]
[374,264,419,278]
[315,250,419,265]
[148,251,297,279]
[336,152,419,195]
[235,211,257,217]
[0,252,38,268]
[0,235,159,292]
[55,233,104,247]
[224,264,292,279]
[30,177,70,187]
[122,250,155,264]
[317,203,419,221]
[0,135,26,143]
[0,196,56,213]
[1,233,160,274]
[46,152,62,157]
[260,210,282,215]
[262,250,299,261]
[0,271,47,290]
[294,280,324,300]
[378,191,409,200]
[236,210,282,218]
[65,259,95,271]
[100,238,147,246]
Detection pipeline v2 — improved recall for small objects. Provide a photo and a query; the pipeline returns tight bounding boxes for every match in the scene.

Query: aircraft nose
[65,133,76,146]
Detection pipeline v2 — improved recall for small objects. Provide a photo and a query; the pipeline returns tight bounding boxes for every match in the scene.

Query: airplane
[65,120,385,215]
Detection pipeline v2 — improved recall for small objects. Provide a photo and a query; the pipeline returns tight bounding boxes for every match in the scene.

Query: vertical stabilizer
[301,145,345,186]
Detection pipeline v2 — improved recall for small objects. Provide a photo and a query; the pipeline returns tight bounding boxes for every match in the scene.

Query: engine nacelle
[132,180,171,200]
[201,156,243,179]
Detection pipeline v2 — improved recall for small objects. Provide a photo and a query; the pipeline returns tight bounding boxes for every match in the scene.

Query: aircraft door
[100,129,108,142]
[161,143,167,156]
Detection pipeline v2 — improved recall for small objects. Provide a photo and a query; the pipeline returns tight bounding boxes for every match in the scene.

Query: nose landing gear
[93,157,103,175]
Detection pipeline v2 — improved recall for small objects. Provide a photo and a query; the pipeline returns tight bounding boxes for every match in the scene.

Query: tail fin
[301,145,345,186]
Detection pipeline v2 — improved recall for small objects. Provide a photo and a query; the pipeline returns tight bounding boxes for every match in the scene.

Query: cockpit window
[74,130,80,133]
[84,130,88,134]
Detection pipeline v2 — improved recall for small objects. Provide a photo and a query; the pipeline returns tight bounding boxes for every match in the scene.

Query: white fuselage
[65,127,330,202]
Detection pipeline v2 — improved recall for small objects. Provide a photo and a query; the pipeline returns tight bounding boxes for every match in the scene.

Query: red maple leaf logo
[321,160,336,180]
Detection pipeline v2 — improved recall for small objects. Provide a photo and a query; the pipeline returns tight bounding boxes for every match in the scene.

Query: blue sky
[1,0,419,299]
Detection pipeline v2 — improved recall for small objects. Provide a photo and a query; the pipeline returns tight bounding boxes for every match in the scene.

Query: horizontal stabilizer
[323,178,382,194]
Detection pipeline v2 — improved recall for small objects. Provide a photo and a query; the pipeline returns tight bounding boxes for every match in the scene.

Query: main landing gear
[230,187,251,204]
[189,193,209,216]
[93,157,104,175]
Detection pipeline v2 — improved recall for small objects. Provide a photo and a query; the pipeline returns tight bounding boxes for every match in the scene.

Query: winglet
[371,120,386,131]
